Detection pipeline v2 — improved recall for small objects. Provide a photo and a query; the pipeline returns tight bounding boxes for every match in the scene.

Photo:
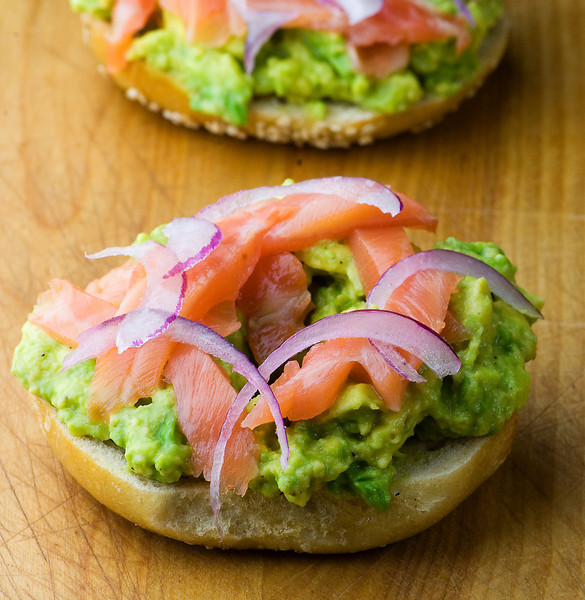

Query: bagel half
[79,13,509,148]
[14,177,540,553]
[31,392,517,553]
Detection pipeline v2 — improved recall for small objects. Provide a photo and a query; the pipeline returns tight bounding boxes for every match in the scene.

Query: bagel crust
[80,14,509,148]
[31,393,517,553]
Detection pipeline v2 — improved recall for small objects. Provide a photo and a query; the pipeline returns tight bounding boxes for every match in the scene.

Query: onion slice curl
[452,0,475,26]
[85,217,222,351]
[367,249,543,320]
[230,0,298,72]
[316,0,384,24]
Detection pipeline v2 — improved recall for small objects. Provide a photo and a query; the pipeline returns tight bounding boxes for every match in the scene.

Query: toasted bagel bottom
[31,393,517,552]
[80,15,509,148]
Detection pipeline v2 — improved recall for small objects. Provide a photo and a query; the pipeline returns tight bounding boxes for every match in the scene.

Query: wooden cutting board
[1,1,584,598]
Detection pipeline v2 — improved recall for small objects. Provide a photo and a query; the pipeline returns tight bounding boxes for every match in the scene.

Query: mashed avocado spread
[12,237,541,510]
[70,0,503,126]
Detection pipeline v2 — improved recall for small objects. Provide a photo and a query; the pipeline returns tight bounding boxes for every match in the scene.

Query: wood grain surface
[1,1,584,598]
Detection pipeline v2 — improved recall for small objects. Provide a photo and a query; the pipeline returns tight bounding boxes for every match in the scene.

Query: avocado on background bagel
[75,2,509,148]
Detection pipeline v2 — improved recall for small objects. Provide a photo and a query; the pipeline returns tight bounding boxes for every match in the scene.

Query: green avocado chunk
[69,0,112,19]
[11,323,192,483]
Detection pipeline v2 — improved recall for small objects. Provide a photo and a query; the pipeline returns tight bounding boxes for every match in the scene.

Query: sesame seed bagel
[30,392,517,553]
[80,14,509,148]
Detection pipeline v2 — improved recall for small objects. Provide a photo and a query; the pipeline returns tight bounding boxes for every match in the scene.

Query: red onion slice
[370,340,426,382]
[163,217,222,278]
[452,0,475,26]
[116,273,185,351]
[367,249,543,319]
[197,176,402,223]
[261,309,460,378]
[61,308,181,371]
[88,216,222,281]
[317,0,383,24]
[86,239,157,263]
[231,0,297,72]
[62,315,125,370]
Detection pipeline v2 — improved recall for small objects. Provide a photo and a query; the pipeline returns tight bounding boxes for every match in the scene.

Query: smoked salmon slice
[260,190,437,255]
[88,336,169,421]
[29,279,117,348]
[347,225,414,295]
[350,223,461,408]
[107,0,157,72]
[181,200,300,321]
[160,0,246,46]
[85,261,144,308]
[349,224,461,332]
[25,274,170,422]
[385,269,462,332]
[247,0,347,31]
[368,267,462,408]
[347,0,470,51]
[199,300,242,338]
[238,252,312,363]
[165,344,259,494]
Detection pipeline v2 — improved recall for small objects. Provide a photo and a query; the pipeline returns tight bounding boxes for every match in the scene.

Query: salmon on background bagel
[69,0,509,147]
[12,177,542,552]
